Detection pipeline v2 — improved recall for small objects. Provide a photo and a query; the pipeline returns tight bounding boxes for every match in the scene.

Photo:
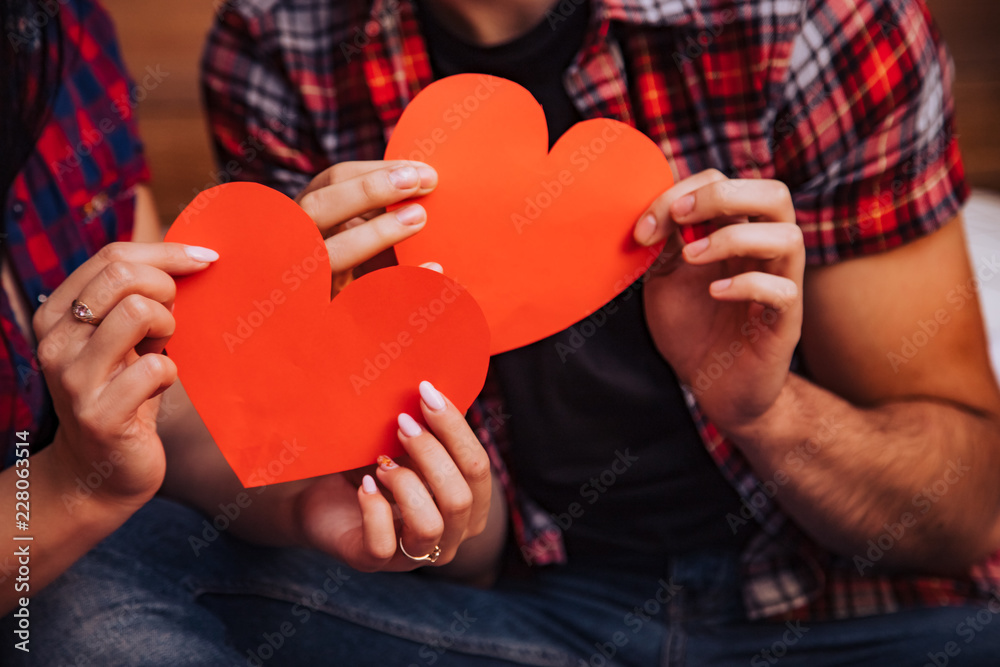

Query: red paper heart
[386,74,672,354]
[164,183,490,486]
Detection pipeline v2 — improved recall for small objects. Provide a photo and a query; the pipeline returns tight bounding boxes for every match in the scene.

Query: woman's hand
[291,161,495,571]
[293,381,492,571]
[636,169,805,438]
[32,242,218,511]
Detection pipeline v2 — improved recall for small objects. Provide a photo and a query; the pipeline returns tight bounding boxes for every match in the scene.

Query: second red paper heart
[386,74,673,355]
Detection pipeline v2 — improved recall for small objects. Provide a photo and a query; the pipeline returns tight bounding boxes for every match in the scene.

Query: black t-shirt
[417,1,749,570]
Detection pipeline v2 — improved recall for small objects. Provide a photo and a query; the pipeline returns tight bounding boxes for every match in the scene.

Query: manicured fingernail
[672,194,695,218]
[419,380,446,412]
[389,166,419,189]
[420,262,443,273]
[712,278,733,291]
[362,474,378,495]
[377,455,398,470]
[637,214,657,246]
[685,237,710,258]
[395,204,426,226]
[417,165,438,188]
[397,413,422,437]
[184,246,219,262]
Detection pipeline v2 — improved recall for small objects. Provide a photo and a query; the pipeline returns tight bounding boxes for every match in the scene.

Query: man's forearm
[730,373,1000,574]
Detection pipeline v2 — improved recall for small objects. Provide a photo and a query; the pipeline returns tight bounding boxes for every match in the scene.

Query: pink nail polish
[362,474,378,494]
[377,455,398,470]
[712,278,733,291]
[397,413,422,438]
[419,381,446,412]
[389,166,419,189]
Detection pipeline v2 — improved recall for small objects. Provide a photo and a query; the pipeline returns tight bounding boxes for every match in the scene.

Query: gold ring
[71,299,101,326]
[399,538,441,564]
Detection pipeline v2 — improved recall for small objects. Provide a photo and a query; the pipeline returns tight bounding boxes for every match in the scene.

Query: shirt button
[11,202,24,218]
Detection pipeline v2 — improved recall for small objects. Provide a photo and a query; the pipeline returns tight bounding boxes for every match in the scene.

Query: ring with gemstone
[399,538,441,564]
[71,299,102,326]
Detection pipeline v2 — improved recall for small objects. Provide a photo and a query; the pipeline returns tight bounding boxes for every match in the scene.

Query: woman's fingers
[325,204,427,274]
[356,474,398,563]
[418,381,492,534]
[375,450,445,564]
[71,260,178,323]
[33,242,217,339]
[634,168,729,246]
[299,163,437,234]
[99,352,178,425]
[73,295,175,382]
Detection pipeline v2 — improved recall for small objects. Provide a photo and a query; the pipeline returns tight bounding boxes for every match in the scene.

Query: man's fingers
[634,169,729,246]
[683,222,804,276]
[325,205,426,273]
[671,179,795,227]
[710,272,800,312]
[296,160,434,201]
[299,163,437,234]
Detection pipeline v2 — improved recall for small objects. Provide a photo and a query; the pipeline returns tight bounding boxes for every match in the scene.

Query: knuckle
[440,487,474,519]
[103,261,135,291]
[412,517,445,543]
[118,293,152,322]
[464,453,491,487]
[359,172,389,202]
[98,242,129,264]
[781,223,804,248]
[35,332,60,368]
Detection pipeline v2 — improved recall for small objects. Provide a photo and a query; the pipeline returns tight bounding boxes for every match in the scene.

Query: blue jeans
[5,498,1000,666]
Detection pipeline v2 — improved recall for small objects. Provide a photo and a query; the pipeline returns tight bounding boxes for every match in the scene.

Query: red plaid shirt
[1,0,147,466]
[203,0,1000,620]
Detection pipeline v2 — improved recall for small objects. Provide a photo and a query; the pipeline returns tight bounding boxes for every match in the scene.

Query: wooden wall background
[101,1,1000,227]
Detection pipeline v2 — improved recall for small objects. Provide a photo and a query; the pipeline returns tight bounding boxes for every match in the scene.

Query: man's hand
[636,169,805,436]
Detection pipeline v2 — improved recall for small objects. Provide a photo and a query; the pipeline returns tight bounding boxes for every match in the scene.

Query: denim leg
[2,498,669,667]
[666,551,1000,667]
